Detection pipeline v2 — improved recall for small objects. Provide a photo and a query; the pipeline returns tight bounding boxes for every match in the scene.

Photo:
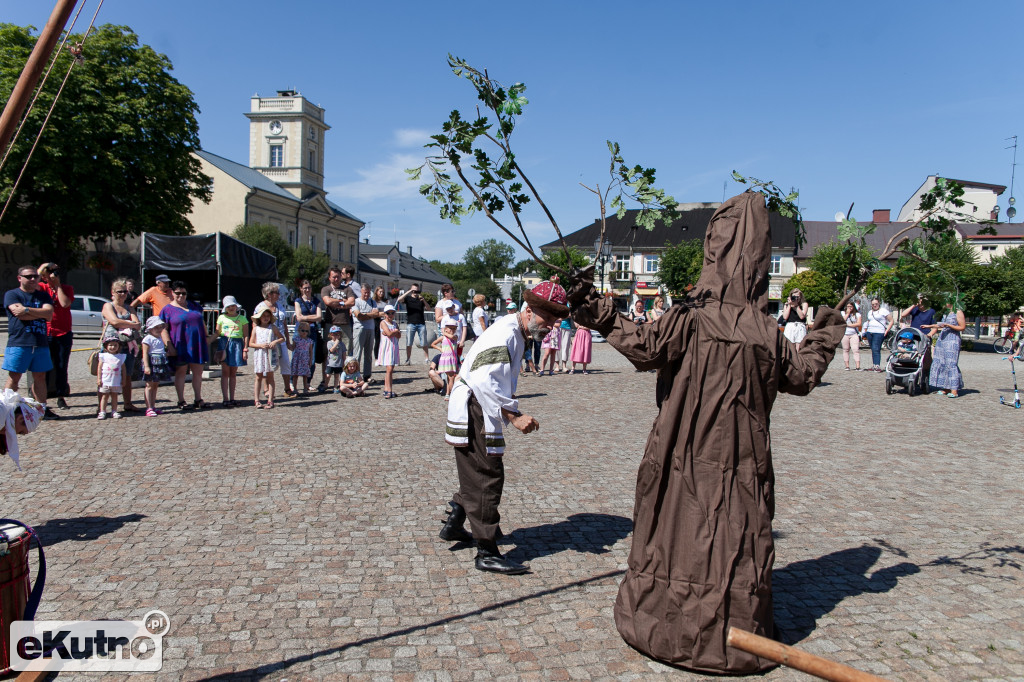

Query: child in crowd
[290,321,315,395]
[141,316,171,417]
[340,356,369,398]
[249,302,284,409]
[97,337,126,419]
[540,324,560,375]
[326,326,345,392]
[376,304,400,398]
[431,316,459,400]
[216,295,249,407]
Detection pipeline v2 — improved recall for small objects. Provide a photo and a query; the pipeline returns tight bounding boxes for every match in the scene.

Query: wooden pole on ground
[727,627,890,682]
[0,0,79,158]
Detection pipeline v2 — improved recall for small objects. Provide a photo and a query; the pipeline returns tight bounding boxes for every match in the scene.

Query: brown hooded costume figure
[568,192,846,674]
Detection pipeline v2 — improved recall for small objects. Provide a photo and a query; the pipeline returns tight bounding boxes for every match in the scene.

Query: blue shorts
[3,345,53,374]
[218,337,246,367]
[407,323,426,348]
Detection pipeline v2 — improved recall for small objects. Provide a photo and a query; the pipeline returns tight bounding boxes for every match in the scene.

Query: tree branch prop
[409,55,679,276]
[831,178,982,311]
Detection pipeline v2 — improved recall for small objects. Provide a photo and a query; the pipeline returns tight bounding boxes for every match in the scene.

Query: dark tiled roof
[359,244,452,286]
[799,220,1024,258]
[196,149,363,224]
[542,204,797,252]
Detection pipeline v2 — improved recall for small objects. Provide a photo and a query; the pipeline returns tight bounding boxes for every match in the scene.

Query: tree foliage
[536,246,590,281]
[233,223,292,276]
[807,240,877,300]
[0,24,211,269]
[286,245,330,288]
[656,239,704,295]
[408,56,678,274]
[781,270,834,308]
[462,238,515,279]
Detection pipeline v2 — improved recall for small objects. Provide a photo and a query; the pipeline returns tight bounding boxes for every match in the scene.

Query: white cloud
[393,129,431,148]
[329,153,423,203]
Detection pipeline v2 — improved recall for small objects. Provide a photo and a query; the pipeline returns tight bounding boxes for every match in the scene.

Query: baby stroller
[885,327,929,396]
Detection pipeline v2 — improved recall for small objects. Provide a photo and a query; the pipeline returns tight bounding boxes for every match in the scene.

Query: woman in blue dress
[925,296,966,398]
[159,281,212,409]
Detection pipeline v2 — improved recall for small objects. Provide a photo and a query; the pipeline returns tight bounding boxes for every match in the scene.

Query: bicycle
[995,327,1021,355]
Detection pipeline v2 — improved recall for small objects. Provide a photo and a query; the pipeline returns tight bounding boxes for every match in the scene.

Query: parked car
[70,295,112,337]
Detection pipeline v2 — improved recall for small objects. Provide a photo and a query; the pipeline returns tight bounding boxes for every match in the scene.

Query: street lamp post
[593,238,612,295]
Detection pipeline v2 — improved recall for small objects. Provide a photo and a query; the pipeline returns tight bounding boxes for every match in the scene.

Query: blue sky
[3,1,1022,262]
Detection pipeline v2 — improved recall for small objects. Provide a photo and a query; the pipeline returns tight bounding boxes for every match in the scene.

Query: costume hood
[692,191,771,313]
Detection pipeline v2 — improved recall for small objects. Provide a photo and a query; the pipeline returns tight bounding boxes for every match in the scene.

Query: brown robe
[570,192,845,673]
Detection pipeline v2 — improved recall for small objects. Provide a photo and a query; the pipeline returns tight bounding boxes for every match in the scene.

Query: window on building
[309,232,316,250]
[614,255,630,280]
[981,245,997,251]
[338,242,344,261]
[644,254,660,273]
[269,144,283,168]
[308,150,316,171]
[288,230,294,247]
[325,238,332,258]
[770,255,782,275]
[350,244,356,263]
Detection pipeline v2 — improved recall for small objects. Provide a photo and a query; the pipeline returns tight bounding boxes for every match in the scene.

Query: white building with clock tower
[188,89,364,271]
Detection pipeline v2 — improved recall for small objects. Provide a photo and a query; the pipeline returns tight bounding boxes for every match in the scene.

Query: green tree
[511,259,534,276]
[428,259,469,282]
[454,277,501,304]
[782,270,834,308]
[656,239,704,295]
[807,240,877,299]
[536,246,589,281]
[285,245,330,288]
[233,223,292,276]
[463,239,515,279]
[0,24,211,269]
[509,282,525,305]
[989,246,1024,312]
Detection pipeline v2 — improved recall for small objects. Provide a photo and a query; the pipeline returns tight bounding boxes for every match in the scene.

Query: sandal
[265,401,275,409]
[178,400,193,410]
[194,400,211,409]
[254,402,264,409]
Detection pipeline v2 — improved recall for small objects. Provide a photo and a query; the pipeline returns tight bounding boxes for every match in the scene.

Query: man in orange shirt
[131,274,173,316]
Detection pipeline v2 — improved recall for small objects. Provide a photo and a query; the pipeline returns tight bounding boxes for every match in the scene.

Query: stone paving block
[3,345,1022,679]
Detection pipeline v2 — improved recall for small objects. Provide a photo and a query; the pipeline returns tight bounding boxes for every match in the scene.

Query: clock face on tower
[269,120,283,135]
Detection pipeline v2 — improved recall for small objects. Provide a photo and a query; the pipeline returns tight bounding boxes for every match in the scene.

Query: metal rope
[0,0,105,228]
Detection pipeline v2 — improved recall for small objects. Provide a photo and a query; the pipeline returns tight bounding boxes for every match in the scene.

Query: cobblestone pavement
[4,337,1023,681]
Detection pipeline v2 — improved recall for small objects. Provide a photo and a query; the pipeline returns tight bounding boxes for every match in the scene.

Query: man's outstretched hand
[566,264,596,307]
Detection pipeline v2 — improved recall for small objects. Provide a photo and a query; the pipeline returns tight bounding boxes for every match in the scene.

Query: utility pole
[0,0,79,159]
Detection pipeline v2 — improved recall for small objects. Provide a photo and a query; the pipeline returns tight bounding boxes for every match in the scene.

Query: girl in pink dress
[540,325,560,375]
[431,318,460,400]
[375,305,401,398]
[570,322,593,373]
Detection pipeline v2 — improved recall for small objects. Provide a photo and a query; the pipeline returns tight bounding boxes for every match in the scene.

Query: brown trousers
[453,394,504,543]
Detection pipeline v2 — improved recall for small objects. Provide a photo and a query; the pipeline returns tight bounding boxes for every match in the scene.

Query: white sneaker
[111,411,122,419]
[96,412,106,420]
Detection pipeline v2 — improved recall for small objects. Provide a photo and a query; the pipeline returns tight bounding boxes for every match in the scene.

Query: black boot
[475,540,529,575]
[439,501,473,542]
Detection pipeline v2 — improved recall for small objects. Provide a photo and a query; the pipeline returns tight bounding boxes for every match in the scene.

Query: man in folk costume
[440,280,567,575]
[567,192,846,673]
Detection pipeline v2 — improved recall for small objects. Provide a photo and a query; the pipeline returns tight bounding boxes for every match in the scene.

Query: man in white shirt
[439,280,567,575]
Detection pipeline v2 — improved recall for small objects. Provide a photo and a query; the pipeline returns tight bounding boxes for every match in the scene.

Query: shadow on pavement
[773,543,920,645]
[503,513,633,563]
[200,569,626,681]
[32,513,147,547]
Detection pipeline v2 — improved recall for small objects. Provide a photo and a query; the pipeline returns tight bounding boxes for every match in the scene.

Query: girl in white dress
[249,303,284,409]
[376,305,401,398]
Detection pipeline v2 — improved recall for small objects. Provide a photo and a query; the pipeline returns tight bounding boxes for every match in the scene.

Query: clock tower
[245,89,330,200]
